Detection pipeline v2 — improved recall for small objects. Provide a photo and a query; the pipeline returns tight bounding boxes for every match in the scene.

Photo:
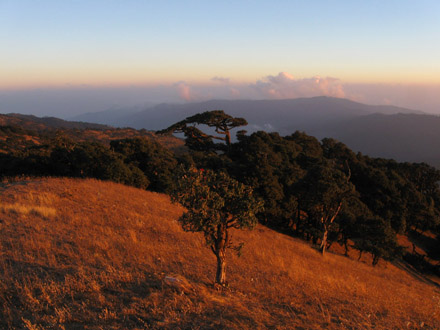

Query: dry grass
[0,203,56,218]
[0,177,438,329]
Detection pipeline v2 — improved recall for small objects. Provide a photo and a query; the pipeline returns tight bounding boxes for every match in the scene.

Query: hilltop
[0,113,111,131]
[0,113,184,154]
[0,178,438,329]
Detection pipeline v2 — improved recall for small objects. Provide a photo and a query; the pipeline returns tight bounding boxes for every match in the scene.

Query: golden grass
[0,177,438,329]
[0,203,56,218]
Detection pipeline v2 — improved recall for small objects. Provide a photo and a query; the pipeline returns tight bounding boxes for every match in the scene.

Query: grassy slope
[0,178,438,329]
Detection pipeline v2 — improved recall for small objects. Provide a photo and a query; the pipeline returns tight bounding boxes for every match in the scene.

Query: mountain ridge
[71,96,422,131]
[5,96,439,166]
[0,113,111,131]
[119,96,423,132]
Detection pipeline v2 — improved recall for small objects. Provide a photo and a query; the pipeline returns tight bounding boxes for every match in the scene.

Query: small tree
[298,162,355,255]
[171,166,263,286]
[353,214,401,266]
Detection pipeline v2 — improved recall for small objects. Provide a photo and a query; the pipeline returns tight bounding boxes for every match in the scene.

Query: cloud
[251,72,345,99]
[174,81,199,101]
[211,76,230,84]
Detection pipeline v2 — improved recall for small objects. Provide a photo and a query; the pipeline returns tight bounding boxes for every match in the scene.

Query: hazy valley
[72,97,440,166]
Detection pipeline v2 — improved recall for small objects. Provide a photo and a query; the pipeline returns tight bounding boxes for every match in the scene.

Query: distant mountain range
[72,96,423,132]
[69,105,149,127]
[328,113,440,165]
[71,96,440,165]
[1,113,110,131]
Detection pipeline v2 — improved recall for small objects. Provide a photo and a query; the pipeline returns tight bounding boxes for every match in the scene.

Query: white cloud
[251,72,345,99]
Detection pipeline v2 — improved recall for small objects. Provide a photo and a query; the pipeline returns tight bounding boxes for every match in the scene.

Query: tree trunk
[215,250,227,285]
[225,130,231,147]
[320,229,328,255]
[213,224,228,285]
[344,240,349,256]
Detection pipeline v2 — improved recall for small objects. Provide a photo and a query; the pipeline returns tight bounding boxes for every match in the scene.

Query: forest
[1,111,439,276]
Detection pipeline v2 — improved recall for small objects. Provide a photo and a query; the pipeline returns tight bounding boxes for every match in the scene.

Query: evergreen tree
[171,166,263,286]
[110,137,177,193]
[158,110,247,153]
[298,161,355,255]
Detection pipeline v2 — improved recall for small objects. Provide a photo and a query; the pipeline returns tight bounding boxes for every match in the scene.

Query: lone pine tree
[171,166,263,286]
[157,110,247,153]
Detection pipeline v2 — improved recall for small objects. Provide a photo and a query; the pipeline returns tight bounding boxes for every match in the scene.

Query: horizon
[1,1,440,116]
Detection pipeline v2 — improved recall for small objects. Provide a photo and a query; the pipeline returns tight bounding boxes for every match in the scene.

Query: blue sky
[1,0,439,115]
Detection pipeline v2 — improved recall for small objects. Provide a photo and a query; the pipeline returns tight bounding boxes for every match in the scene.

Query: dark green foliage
[349,159,406,233]
[50,141,150,189]
[296,161,355,254]
[353,214,401,265]
[110,137,177,193]
[286,131,323,168]
[396,162,440,231]
[0,146,50,178]
[172,166,263,236]
[170,165,263,284]
[336,198,369,256]
[230,131,303,228]
[321,137,357,163]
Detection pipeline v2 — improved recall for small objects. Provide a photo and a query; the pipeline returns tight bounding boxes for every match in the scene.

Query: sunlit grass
[0,177,438,329]
[0,203,56,218]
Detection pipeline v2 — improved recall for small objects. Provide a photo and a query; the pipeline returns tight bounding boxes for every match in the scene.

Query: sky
[1,0,440,117]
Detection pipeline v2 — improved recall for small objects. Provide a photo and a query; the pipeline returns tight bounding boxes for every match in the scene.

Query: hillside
[0,178,438,329]
[0,113,184,154]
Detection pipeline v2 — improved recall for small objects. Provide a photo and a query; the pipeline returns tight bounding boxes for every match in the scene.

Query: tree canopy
[157,110,247,152]
[171,166,263,285]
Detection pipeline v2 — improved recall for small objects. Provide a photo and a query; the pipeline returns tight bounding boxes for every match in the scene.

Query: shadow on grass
[394,259,440,289]
[408,230,440,261]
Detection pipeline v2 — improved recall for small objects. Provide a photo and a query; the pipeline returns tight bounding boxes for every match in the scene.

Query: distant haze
[0,74,439,118]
